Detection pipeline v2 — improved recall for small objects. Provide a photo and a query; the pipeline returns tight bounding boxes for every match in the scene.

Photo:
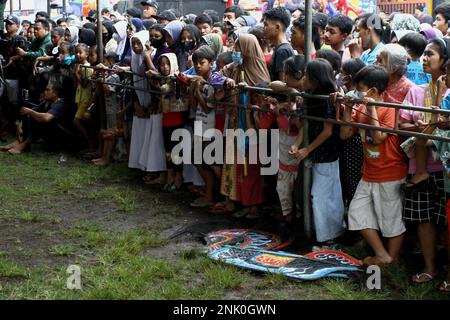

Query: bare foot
[93,159,108,166]
[404,172,430,188]
[0,141,18,151]
[145,177,166,185]
[362,255,393,266]
[8,147,23,155]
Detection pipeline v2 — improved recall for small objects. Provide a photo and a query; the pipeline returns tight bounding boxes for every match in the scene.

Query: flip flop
[439,281,450,292]
[412,272,434,284]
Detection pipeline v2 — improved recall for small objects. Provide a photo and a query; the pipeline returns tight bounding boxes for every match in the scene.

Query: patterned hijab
[202,33,223,58]
[222,33,270,86]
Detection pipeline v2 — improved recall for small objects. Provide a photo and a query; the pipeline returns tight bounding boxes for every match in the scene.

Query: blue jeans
[311,159,346,242]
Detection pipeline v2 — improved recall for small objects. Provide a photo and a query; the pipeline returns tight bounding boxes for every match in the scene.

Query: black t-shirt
[303,97,341,163]
[268,42,295,81]
[34,99,74,133]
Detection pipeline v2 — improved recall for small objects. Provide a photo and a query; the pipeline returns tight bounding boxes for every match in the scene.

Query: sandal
[190,197,213,208]
[412,272,435,284]
[439,281,450,292]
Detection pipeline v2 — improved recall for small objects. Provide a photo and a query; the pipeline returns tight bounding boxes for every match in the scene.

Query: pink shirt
[400,84,450,174]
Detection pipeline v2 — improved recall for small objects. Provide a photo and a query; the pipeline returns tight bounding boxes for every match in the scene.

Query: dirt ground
[0,146,449,300]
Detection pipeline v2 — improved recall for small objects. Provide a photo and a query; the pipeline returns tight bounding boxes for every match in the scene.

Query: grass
[0,147,449,300]
[48,245,77,257]
[0,258,29,279]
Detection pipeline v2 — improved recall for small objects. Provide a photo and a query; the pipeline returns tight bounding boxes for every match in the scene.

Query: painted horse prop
[206,229,363,281]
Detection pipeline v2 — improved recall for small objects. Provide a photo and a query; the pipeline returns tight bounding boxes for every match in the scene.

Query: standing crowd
[0,1,450,292]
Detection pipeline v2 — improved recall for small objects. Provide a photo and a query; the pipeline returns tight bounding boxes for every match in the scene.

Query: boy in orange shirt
[336,65,408,266]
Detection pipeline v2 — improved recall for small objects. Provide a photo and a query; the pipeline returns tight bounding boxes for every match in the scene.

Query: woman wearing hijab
[216,33,271,217]
[148,24,171,69]
[120,18,145,64]
[103,21,117,54]
[113,20,128,59]
[79,28,96,47]
[178,24,202,71]
[65,26,79,46]
[163,20,186,70]
[202,33,223,57]
[128,30,166,175]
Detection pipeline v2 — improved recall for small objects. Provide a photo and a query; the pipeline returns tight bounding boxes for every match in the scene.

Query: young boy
[290,16,320,60]
[324,14,353,62]
[398,32,431,85]
[189,45,234,208]
[263,7,295,81]
[338,65,408,265]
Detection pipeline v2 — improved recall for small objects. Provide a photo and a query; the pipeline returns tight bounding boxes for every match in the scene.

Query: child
[338,65,407,265]
[189,45,234,208]
[256,56,305,222]
[291,58,345,249]
[215,51,233,72]
[73,43,93,148]
[89,45,99,66]
[398,32,431,85]
[154,53,186,191]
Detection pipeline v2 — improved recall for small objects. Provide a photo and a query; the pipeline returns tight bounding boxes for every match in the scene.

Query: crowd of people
[0,1,450,292]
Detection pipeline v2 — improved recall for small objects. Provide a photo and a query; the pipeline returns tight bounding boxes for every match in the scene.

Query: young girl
[155,53,186,191]
[338,58,366,207]
[73,43,93,147]
[291,58,345,249]
[128,30,166,177]
[179,24,202,71]
[255,55,305,222]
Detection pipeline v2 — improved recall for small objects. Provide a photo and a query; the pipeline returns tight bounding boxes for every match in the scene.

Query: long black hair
[428,38,450,71]
[180,24,202,51]
[341,58,366,78]
[284,55,306,80]
[305,58,336,94]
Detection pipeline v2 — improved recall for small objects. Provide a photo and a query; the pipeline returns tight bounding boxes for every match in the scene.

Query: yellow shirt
[75,62,93,104]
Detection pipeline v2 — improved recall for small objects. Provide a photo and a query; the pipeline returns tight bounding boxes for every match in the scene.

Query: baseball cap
[141,0,159,9]
[5,15,20,25]
[153,10,176,22]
